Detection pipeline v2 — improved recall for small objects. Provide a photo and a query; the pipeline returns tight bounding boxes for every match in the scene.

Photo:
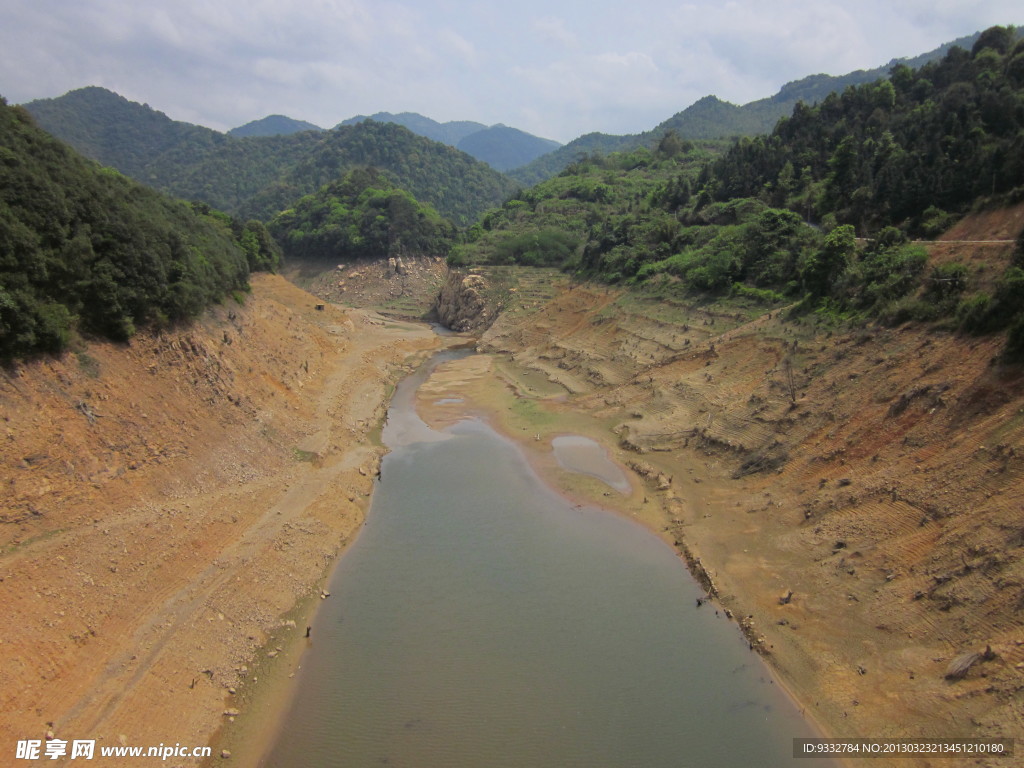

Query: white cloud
[533,17,578,49]
[2,0,1021,141]
[439,28,478,65]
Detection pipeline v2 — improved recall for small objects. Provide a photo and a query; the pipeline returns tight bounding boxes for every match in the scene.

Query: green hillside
[341,112,562,171]
[269,167,456,262]
[455,125,561,172]
[228,115,324,137]
[508,31,992,185]
[0,97,279,360]
[456,27,1024,358]
[22,86,230,181]
[234,121,518,225]
[23,89,517,226]
[340,112,485,145]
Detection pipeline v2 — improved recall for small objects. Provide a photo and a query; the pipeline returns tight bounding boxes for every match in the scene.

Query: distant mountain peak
[228,115,323,138]
[338,112,486,146]
[337,111,560,171]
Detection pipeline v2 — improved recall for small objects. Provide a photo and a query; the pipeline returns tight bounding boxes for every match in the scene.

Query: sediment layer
[0,275,438,765]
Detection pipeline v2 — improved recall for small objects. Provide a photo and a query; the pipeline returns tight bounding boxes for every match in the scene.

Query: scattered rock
[945,652,981,680]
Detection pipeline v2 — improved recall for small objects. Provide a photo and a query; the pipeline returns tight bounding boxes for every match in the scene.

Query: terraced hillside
[474,210,1024,763]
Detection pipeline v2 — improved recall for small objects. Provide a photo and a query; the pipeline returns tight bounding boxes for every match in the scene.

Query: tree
[801,224,855,297]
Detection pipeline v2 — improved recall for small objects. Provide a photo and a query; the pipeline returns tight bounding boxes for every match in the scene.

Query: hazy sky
[2,0,1021,143]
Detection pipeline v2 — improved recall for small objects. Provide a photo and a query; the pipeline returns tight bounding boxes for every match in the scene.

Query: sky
[1,0,1021,144]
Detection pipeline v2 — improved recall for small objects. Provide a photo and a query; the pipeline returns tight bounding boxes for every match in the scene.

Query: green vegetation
[24,89,517,226]
[342,114,560,172]
[507,132,654,187]
[228,115,324,138]
[0,98,276,361]
[236,121,517,225]
[709,26,1024,233]
[507,32,989,186]
[453,125,561,172]
[340,112,487,145]
[456,28,1024,360]
[268,167,457,262]
[449,141,723,272]
[10,27,1024,363]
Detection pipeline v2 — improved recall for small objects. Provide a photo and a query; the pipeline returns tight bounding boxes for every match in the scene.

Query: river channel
[263,350,833,767]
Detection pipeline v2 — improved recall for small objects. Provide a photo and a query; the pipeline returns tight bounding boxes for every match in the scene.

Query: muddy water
[552,434,631,494]
[263,352,833,767]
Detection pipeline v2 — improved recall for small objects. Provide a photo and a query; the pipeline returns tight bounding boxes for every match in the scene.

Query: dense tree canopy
[24,90,517,226]
[708,28,1024,233]
[0,97,277,360]
[268,168,457,262]
[453,28,1024,358]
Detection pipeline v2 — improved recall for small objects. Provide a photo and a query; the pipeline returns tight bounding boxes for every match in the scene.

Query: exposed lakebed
[263,351,833,767]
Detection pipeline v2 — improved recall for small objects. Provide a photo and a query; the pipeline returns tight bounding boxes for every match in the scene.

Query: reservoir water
[263,352,832,767]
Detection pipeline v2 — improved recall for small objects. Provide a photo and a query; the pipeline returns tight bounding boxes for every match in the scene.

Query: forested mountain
[655,32,989,143]
[505,132,642,187]
[228,115,323,137]
[340,112,561,170]
[707,26,1024,231]
[0,97,279,360]
[269,167,457,262]
[507,31,992,186]
[456,27,1024,358]
[20,30,992,230]
[340,112,485,145]
[449,140,715,270]
[455,125,560,171]
[14,27,1024,364]
[22,86,228,181]
[233,121,518,225]
[22,89,516,225]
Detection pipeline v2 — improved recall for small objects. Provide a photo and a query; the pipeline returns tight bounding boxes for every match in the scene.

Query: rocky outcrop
[435,270,493,331]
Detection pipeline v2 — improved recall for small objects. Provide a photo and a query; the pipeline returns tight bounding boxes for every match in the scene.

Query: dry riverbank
[5,214,1022,767]
[0,275,439,766]
[411,250,1023,768]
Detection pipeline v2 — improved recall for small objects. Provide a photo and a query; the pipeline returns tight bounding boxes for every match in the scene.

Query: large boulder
[435,271,493,331]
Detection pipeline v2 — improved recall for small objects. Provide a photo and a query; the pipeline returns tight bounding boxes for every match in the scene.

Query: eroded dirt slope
[0,274,438,764]
[283,254,449,320]
[476,217,1024,765]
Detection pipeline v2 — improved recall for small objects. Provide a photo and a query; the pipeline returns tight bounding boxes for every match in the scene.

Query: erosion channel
[262,349,833,767]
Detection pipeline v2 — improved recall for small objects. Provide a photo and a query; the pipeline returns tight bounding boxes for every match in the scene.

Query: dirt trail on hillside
[0,275,439,765]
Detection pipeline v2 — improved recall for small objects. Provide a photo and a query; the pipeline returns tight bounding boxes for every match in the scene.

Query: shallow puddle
[551,434,631,494]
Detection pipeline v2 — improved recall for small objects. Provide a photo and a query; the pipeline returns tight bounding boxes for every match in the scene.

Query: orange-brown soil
[409,212,1024,767]
[0,274,439,765]
[4,205,1023,768]
[283,254,449,321]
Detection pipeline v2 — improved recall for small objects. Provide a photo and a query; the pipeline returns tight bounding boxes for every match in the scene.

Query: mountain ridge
[21,88,517,225]
[228,114,323,137]
[339,111,561,170]
[507,30,993,184]
[339,111,486,145]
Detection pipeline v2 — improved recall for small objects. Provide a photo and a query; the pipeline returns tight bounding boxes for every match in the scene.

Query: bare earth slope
[0,275,438,764]
[283,255,449,321]
[462,214,1024,766]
